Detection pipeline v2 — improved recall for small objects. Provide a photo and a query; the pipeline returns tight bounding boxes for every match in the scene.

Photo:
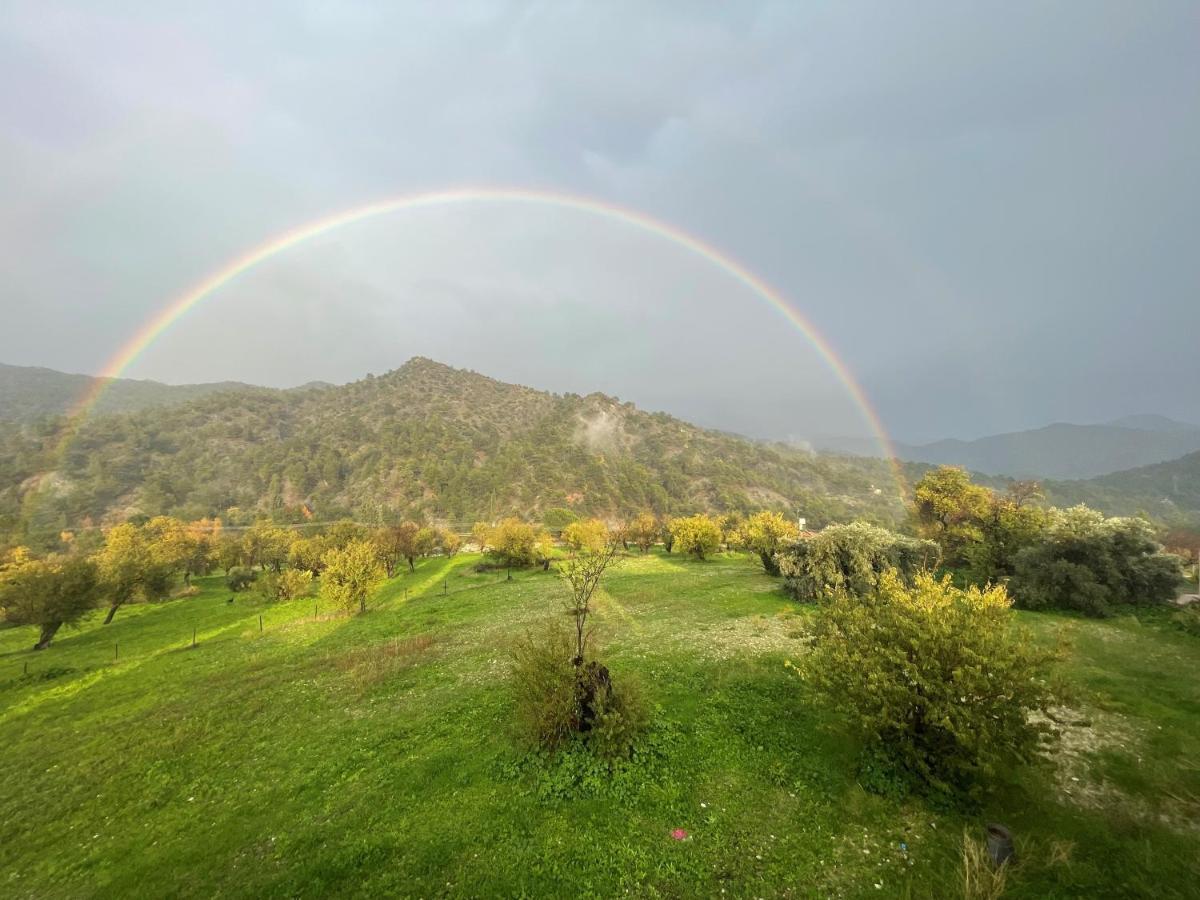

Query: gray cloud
[2,0,1197,443]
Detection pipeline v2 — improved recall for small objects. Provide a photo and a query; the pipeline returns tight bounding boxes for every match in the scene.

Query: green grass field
[1,552,1197,897]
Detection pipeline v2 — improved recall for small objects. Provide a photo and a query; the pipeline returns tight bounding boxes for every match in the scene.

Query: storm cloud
[2,1,1197,443]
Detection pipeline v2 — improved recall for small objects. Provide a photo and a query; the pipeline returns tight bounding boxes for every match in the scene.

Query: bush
[226,567,258,592]
[255,568,313,603]
[511,624,580,752]
[1172,605,1200,637]
[669,514,722,560]
[1009,507,1183,616]
[797,570,1059,797]
[776,522,939,602]
[488,518,552,568]
[510,622,646,761]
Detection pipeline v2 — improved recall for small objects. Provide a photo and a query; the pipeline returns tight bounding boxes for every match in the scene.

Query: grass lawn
[1,551,1197,897]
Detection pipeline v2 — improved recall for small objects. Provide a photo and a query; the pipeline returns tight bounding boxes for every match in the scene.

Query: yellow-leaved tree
[740,511,801,575]
[321,540,384,615]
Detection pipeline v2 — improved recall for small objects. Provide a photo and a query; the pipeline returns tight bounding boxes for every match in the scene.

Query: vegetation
[669,513,723,560]
[0,554,100,649]
[777,522,938,603]
[1,551,1196,896]
[0,359,906,550]
[320,540,385,615]
[1009,507,1183,616]
[740,510,801,575]
[484,518,552,568]
[798,570,1060,798]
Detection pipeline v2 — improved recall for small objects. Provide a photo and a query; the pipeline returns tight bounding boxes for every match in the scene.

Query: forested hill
[0,358,903,545]
[0,361,260,422]
[1044,450,1200,524]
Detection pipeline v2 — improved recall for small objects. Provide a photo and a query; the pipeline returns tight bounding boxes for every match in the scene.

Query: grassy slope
[0,553,1197,898]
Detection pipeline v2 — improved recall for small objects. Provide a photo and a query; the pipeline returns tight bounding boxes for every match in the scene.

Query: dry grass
[332,634,435,690]
[961,829,1011,900]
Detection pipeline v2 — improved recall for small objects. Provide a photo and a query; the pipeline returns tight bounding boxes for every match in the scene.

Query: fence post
[259,614,263,633]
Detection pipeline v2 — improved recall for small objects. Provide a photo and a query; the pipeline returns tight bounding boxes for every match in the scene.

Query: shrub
[255,568,313,602]
[511,623,588,753]
[797,570,1059,797]
[776,522,938,602]
[1172,605,1200,637]
[1008,507,1183,616]
[587,675,648,762]
[669,514,722,560]
[226,566,258,592]
[488,518,552,567]
[509,623,646,761]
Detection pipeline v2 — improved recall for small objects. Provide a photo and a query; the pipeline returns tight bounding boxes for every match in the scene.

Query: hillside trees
[0,555,101,649]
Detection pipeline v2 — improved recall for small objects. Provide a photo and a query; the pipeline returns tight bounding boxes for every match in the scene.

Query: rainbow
[66,186,906,496]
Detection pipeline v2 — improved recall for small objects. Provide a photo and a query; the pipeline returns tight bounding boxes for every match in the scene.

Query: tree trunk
[103,603,121,625]
[34,621,62,650]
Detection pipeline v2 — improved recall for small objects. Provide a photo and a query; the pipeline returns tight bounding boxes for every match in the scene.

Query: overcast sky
[2,1,1197,443]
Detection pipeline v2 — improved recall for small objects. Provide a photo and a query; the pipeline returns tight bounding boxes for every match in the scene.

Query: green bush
[1009,507,1183,616]
[509,622,646,761]
[510,623,580,753]
[776,522,938,602]
[1172,605,1200,637]
[796,570,1059,797]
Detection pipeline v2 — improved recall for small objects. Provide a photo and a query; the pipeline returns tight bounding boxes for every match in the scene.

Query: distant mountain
[816,418,1200,480]
[0,358,904,545]
[1045,450,1200,523]
[0,362,259,422]
[1106,414,1199,433]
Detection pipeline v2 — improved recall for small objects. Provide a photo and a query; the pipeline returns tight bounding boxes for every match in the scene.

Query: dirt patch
[1037,705,1198,834]
[698,612,809,660]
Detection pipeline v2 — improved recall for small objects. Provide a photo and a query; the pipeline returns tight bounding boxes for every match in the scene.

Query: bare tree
[558,541,619,666]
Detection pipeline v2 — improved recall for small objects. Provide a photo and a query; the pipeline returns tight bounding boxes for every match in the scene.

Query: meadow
[1,551,1197,898]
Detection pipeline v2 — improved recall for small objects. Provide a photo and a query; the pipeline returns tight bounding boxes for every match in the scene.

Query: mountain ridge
[0,357,904,546]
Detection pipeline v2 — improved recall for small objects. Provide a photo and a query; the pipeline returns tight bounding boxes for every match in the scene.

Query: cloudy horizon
[3,1,1198,444]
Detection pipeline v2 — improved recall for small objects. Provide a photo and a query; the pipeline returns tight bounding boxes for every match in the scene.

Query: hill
[1,553,1196,895]
[0,358,903,545]
[821,419,1200,480]
[1045,449,1200,524]
[0,361,259,422]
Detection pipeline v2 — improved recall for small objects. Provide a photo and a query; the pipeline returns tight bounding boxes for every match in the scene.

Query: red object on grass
[671,829,688,841]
